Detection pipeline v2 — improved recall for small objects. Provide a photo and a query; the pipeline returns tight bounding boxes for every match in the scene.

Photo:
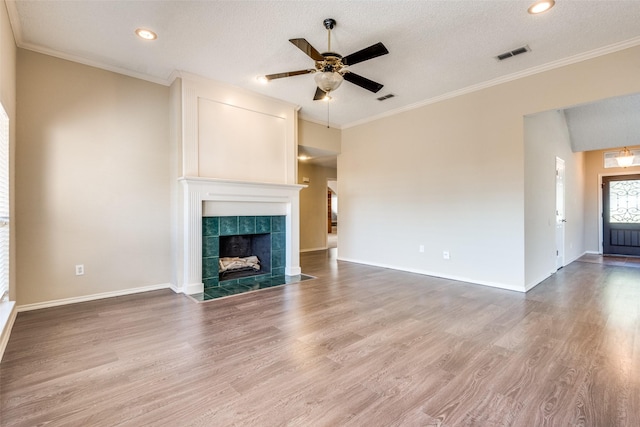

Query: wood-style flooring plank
[1,252,639,426]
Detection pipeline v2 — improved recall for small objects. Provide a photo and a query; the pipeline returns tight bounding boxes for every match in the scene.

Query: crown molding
[343,36,640,130]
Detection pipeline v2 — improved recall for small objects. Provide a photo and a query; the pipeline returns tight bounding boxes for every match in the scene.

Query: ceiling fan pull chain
[327,100,330,128]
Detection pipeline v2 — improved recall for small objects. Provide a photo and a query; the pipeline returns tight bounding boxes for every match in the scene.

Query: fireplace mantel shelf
[179,176,306,191]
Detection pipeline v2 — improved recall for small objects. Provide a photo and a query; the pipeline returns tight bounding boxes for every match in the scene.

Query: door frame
[598,171,640,254]
[555,157,565,270]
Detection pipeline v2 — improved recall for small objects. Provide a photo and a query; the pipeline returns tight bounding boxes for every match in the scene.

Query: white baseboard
[584,250,601,255]
[0,300,17,362]
[337,257,527,293]
[16,283,173,312]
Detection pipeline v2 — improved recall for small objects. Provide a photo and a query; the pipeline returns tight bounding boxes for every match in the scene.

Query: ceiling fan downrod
[323,18,336,52]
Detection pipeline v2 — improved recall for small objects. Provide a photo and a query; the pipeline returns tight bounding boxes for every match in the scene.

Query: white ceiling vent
[376,94,395,101]
[495,45,531,61]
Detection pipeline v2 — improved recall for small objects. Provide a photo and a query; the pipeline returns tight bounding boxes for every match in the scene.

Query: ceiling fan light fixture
[528,0,555,14]
[256,75,269,84]
[314,72,343,93]
[616,147,635,167]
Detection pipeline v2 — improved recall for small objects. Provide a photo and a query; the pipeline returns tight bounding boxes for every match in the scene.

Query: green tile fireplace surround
[202,215,286,290]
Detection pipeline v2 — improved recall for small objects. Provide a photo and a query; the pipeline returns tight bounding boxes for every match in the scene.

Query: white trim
[584,250,601,255]
[343,36,640,130]
[16,283,173,312]
[0,300,16,362]
[337,257,527,293]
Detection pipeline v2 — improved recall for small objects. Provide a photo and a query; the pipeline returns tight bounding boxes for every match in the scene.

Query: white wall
[16,50,171,306]
[340,45,640,292]
[524,110,585,289]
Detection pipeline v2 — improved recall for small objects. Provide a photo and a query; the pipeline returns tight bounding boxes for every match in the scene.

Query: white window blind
[0,103,8,301]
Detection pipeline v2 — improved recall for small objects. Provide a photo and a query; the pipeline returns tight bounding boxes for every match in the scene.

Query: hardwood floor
[1,250,639,426]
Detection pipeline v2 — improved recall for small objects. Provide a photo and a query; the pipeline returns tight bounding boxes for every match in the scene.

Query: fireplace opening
[219,233,271,281]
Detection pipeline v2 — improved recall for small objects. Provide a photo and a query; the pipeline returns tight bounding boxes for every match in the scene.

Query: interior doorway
[602,174,640,256]
[327,179,337,249]
[555,157,566,269]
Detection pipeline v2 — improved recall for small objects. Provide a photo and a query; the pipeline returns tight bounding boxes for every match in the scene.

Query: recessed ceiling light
[298,155,311,161]
[135,28,157,40]
[256,76,269,84]
[528,0,555,14]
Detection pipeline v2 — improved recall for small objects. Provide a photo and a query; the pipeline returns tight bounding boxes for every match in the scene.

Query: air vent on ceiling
[495,45,531,61]
[376,93,395,101]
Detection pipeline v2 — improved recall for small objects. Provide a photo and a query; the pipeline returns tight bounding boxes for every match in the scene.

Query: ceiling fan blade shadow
[289,38,324,61]
[265,69,315,80]
[343,72,384,93]
[343,42,389,66]
[313,87,328,100]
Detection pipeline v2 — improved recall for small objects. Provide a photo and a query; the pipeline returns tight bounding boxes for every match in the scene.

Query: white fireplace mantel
[177,177,305,294]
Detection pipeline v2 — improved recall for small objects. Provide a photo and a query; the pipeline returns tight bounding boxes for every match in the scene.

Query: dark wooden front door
[603,174,640,256]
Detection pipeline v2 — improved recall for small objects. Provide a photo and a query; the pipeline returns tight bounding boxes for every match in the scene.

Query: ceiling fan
[264,18,389,100]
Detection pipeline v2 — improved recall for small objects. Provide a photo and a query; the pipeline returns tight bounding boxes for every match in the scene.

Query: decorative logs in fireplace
[218,234,271,280]
[219,256,260,273]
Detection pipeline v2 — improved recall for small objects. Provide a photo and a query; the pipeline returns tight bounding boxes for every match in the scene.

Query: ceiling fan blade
[264,69,315,80]
[313,87,328,100]
[289,38,325,61]
[343,42,389,66]
[343,72,384,93]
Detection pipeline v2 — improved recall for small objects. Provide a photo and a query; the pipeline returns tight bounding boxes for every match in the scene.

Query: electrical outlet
[419,245,425,253]
[443,251,450,260]
[75,264,84,276]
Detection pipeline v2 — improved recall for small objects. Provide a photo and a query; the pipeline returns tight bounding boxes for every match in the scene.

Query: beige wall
[298,161,336,251]
[1,0,15,302]
[584,145,640,253]
[299,119,341,153]
[340,46,640,291]
[16,50,171,305]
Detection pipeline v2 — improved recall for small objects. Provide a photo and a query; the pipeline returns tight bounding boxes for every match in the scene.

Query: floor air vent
[376,93,395,101]
[496,45,530,61]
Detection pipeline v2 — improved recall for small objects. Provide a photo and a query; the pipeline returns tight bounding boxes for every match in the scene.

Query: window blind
[0,104,8,301]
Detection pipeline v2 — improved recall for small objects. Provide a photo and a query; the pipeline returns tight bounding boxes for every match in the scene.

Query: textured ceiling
[7,0,640,129]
